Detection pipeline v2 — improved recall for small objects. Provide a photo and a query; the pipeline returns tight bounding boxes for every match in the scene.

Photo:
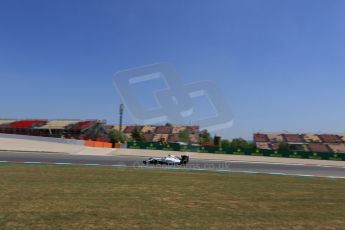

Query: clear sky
[0,0,345,140]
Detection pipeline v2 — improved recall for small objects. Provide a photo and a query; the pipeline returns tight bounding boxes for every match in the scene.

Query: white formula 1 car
[143,155,189,165]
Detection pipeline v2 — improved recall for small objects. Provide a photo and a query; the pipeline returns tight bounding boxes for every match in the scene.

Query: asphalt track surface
[0,151,345,179]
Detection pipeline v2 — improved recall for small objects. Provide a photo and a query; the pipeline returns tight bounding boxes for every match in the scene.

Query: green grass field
[1,164,345,230]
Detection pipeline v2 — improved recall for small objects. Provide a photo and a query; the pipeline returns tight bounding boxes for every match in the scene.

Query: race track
[1,151,345,178]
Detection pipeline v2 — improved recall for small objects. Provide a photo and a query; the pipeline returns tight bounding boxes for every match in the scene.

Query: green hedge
[126,142,345,161]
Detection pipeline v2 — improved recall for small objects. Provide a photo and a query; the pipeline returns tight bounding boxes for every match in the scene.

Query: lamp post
[119,104,124,132]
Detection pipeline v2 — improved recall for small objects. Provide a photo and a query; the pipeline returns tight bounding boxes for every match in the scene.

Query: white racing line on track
[193,159,345,168]
[140,166,345,179]
[116,155,345,169]
[0,160,345,179]
[111,164,127,167]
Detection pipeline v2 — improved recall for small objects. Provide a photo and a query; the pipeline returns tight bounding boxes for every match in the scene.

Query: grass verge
[0,164,345,229]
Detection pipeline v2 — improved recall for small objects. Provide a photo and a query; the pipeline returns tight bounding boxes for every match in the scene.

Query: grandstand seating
[144,133,155,142]
[186,126,199,134]
[153,134,169,142]
[0,122,200,143]
[267,134,284,142]
[318,134,342,143]
[155,126,172,134]
[113,125,127,132]
[114,125,199,143]
[172,126,186,134]
[256,142,270,150]
[254,133,268,142]
[307,143,330,153]
[328,144,345,153]
[141,125,157,134]
[118,125,199,143]
[3,120,47,129]
[254,132,345,153]
[289,144,308,151]
[0,120,16,126]
[36,120,79,130]
[339,134,345,143]
[124,126,142,134]
[283,134,303,143]
[270,142,281,150]
[303,134,321,143]
[168,133,179,142]
[0,119,107,141]
[189,134,199,143]
[340,135,345,142]
[70,121,94,131]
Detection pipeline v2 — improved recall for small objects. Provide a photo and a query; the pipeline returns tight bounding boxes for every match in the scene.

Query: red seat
[308,143,330,153]
[283,134,303,143]
[254,133,268,142]
[318,134,342,143]
[70,121,94,131]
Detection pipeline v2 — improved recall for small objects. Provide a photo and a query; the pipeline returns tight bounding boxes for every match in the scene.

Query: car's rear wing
[180,155,189,164]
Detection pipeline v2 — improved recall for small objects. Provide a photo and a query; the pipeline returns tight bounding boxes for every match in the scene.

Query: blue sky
[0,0,345,140]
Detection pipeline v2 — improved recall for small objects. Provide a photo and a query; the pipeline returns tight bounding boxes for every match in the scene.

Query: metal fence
[126,142,345,161]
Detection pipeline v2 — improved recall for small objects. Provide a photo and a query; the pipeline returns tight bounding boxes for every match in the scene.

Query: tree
[108,129,127,147]
[165,122,172,127]
[278,142,289,151]
[131,126,145,142]
[221,139,232,148]
[213,135,221,146]
[178,129,190,143]
[199,129,212,146]
[230,138,251,149]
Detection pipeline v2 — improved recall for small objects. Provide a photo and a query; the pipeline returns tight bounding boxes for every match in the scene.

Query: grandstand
[141,125,157,134]
[283,134,303,143]
[124,126,140,134]
[307,143,331,153]
[113,125,127,132]
[155,126,172,134]
[0,119,108,141]
[328,144,345,153]
[153,134,169,142]
[303,134,321,143]
[37,120,79,130]
[318,134,342,143]
[267,134,284,142]
[3,118,344,152]
[0,120,16,126]
[144,133,155,142]
[3,118,344,153]
[0,120,48,135]
[254,133,345,154]
[172,126,186,134]
[114,125,200,143]
[255,142,270,150]
[340,135,345,142]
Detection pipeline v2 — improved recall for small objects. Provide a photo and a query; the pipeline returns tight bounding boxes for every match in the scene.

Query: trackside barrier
[0,133,85,145]
[0,133,115,149]
[126,142,345,161]
[85,140,112,148]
